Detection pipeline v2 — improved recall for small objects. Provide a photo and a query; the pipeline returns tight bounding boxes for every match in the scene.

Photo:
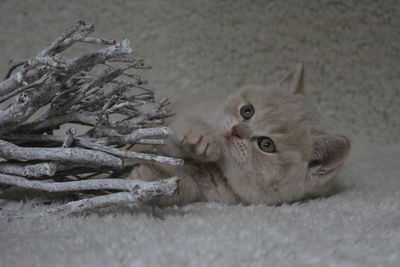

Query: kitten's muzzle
[231,125,242,139]
[224,124,252,141]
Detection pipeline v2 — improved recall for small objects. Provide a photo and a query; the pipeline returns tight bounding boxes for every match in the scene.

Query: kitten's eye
[240,104,254,120]
[257,137,276,153]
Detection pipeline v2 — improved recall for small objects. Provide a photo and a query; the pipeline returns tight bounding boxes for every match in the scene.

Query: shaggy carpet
[1,142,399,267]
[0,0,399,266]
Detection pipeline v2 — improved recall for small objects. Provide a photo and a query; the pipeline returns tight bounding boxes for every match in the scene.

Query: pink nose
[231,125,242,139]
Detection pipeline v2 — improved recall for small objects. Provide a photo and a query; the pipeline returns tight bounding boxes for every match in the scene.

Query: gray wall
[1,0,399,144]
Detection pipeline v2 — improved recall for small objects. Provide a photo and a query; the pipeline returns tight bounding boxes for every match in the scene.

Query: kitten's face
[214,65,350,205]
[217,86,311,204]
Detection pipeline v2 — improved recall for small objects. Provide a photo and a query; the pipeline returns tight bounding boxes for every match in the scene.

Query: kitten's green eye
[240,104,254,120]
[257,137,276,153]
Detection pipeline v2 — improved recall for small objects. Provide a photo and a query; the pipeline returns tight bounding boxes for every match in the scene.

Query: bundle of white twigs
[0,21,182,216]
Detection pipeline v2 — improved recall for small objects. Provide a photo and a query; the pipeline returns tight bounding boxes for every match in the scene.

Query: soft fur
[131,64,350,206]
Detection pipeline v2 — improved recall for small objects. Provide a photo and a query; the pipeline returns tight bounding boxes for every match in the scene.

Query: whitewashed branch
[110,127,172,145]
[37,20,93,57]
[0,139,123,169]
[0,162,57,178]
[76,141,183,166]
[77,37,116,45]
[38,176,180,216]
[0,72,51,103]
[136,139,166,145]
[0,173,179,193]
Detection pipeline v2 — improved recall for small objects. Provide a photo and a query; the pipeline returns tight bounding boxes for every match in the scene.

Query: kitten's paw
[178,124,221,162]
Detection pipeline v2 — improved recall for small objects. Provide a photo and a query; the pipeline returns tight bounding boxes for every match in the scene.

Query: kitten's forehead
[232,86,309,128]
[240,86,295,107]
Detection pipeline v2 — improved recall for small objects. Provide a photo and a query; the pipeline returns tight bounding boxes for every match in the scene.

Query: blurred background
[0,0,399,145]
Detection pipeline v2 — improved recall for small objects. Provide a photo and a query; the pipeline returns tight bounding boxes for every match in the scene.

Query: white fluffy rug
[1,1,399,266]
[1,142,399,267]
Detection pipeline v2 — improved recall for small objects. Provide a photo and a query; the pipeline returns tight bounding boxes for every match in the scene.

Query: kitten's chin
[221,167,263,202]
[221,136,249,166]
[222,167,309,205]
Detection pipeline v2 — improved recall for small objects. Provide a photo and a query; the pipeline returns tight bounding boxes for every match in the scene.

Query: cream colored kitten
[131,63,350,206]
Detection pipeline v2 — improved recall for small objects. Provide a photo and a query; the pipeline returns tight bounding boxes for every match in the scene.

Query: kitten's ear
[307,135,350,184]
[280,63,304,94]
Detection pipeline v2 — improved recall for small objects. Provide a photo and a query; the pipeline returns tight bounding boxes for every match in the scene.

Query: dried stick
[136,139,166,145]
[76,141,183,166]
[38,177,180,216]
[0,162,57,178]
[110,127,172,145]
[0,130,169,147]
[0,72,51,103]
[0,139,123,169]
[0,173,179,193]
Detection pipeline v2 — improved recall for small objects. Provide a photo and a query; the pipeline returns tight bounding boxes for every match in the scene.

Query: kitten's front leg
[175,119,222,162]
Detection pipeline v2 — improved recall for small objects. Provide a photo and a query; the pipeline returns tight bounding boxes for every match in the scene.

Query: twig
[0,162,57,178]
[0,72,51,103]
[0,172,179,193]
[76,141,183,166]
[136,139,166,145]
[4,60,26,80]
[77,37,116,45]
[38,176,180,216]
[109,127,172,145]
[0,139,123,169]
[37,20,93,57]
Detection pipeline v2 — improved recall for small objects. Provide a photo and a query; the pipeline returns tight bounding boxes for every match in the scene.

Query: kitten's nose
[231,125,242,139]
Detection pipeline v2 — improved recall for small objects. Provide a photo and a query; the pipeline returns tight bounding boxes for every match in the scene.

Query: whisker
[230,140,248,167]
